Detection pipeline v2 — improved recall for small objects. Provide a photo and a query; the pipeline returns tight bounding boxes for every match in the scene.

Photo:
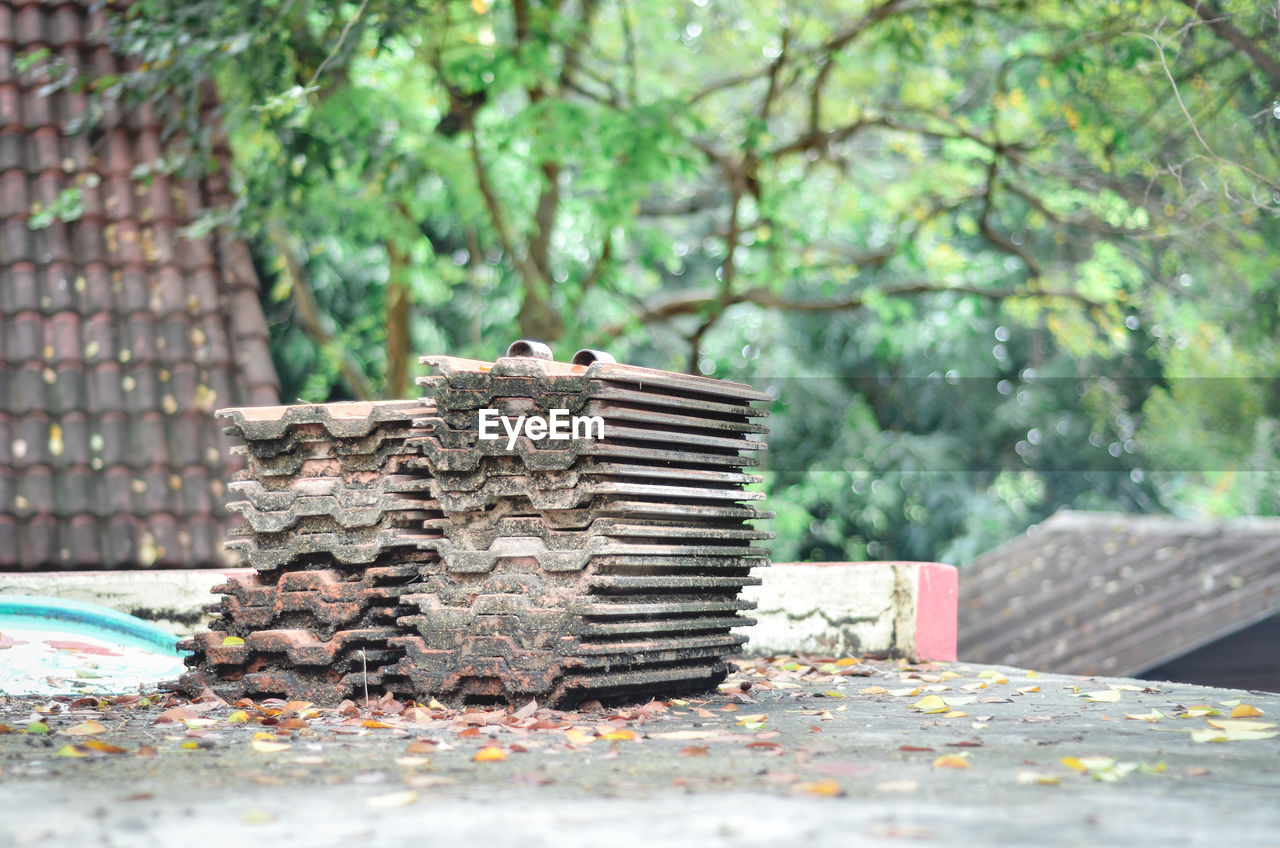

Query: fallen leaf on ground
[797,779,844,797]
[876,779,919,792]
[1080,690,1121,703]
[860,686,887,695]
[679,746,709,757]
[564,729,595,745]
[1125,710,1165,722]
[1191,726,1278,743]
[912,695,949,714]
[250,738,290,753]
[650,730,723,741]
[933,754,970,769]
[62,720,107,736]
[1228,704,1264,719]
[1017,771,1060,785]
[366,791,419,808]
[601,729,639,742]
[474,746,506,762]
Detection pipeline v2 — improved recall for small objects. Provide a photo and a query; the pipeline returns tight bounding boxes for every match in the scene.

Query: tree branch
[266,219,376,401]
[593,282,1101,344]
[1173,0,1280,88]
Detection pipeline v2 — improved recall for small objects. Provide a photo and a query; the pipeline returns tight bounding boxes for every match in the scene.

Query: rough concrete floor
[1,655,1277,847]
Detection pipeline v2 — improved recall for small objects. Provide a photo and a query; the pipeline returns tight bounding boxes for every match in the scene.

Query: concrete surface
[2,654,1277,847]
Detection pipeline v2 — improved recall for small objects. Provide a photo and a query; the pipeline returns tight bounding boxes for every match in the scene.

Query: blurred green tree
[40,0,1279,560]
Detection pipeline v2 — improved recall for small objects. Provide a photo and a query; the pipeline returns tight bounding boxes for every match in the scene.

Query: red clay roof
[0,0,278,570]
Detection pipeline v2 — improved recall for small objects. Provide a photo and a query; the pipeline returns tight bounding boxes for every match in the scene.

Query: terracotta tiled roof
[0,0,279,570]
[958,510,1280,677]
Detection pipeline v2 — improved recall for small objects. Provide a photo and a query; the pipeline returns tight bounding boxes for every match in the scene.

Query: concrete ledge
[0,569,249,638]
[0,561,959,661]
[737,561,957,661]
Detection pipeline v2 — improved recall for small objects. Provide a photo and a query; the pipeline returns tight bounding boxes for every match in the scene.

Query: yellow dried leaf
[943,711,967,718]
[1125,710,1165,722]
[735,714,767,725]
[933,754,970,769]
[798,779,844,797]
[366,790,419,808]
[564,729,596,745]
[600,729,638,742]
[62,720,107,736]
[1228,704,1264,719]
[1017,686,1040,694]
[835,657,861,666]
[860,686,888,695]
[473,746,507,762]
[81,740,127,754]
[1081,690,1121,703]
[911,695,949,714]
[227,710,250,724]
[251,738,291,753]
[1205,718,1275,731]
[1017,771,1060,785]
[56,744,90,758]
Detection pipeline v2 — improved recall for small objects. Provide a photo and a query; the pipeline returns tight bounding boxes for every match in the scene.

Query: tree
[31,0,1280,560]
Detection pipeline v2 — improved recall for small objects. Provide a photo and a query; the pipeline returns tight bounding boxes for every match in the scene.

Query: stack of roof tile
[178,401,441,702]
[180,343,772,706]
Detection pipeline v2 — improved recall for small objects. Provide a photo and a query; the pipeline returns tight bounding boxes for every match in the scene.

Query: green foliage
[56,0,1280,562]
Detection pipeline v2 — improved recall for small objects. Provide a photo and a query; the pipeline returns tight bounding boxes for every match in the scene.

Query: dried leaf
[564,729,596,745]
[1017,771,1060,785]
[366,790,419,808]
[250,738,291,753]
[81,740,127,754]
[679,746,709,757]
[876,779,919,792]
[797,779,843,797]
[912,695,950,714]
[62,720,107,736]
[735,714,767,725]
[1125,710,1165,722]
[362,720,396,729]
[860,686,888,695]
[137,745,158,758]
[1228,704,1264,719]
[1205,719,1276,732]
[650,730,723,741]
[600,729,638,742]
[1080,690,1121,703]
[405,740,436,754]
[473,746,507,762]
[932,754,970,769]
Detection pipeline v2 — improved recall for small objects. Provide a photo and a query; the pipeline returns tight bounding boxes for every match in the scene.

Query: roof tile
[1,0,278,570]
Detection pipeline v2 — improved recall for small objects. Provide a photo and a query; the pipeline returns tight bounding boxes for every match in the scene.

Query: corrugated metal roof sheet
[958,510,1280,677]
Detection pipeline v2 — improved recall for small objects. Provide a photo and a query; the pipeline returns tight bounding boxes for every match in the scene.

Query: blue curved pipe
[0,595,184,656]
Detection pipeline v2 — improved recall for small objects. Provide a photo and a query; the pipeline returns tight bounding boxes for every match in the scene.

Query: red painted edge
[913,562,958,662]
